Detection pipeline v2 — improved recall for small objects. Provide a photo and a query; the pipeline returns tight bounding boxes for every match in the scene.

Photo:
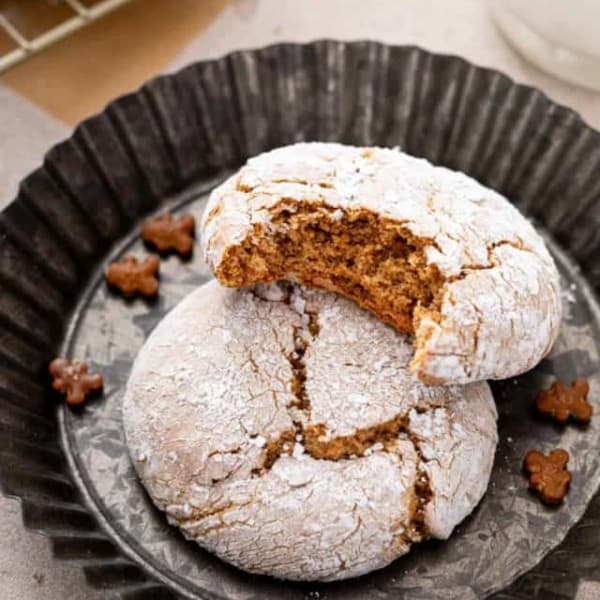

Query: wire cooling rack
[0,0,132,73]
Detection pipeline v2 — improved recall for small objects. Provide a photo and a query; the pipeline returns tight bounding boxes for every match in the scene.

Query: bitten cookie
[123,280,498,581]
[201,143,561,385]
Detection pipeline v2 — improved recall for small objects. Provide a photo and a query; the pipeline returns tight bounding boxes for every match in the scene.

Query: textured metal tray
[1,41,600,599]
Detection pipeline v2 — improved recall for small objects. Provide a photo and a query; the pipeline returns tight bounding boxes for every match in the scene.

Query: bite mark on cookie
[203,144,562,385]
[215,203,444,336]
[212,203,541,385]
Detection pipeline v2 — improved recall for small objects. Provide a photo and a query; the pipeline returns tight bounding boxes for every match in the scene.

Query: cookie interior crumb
[215,202,445,371]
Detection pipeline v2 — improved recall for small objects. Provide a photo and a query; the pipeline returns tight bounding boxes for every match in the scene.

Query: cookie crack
[246,284,433,541]
[288,325,310,410]
[300,412,433,541]
[242,285,435,543]
[302,414,407,460]
[174,498,253,527]
[411,238,535,381]
[251,289,319,475]
[252,430,295,475]
[305,414,432,541]
[402,429,432,541]
[448,239,534,280]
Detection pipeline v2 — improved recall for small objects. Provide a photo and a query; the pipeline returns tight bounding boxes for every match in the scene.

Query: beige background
[0,1,599,598]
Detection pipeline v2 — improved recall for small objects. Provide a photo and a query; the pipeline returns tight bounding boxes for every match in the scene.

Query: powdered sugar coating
[201,143,562,384]
[123,280,497,581]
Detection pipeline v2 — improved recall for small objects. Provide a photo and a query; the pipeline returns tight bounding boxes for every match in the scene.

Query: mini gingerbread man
[141,213,196,255]
[49,358,103,406]
[536,379,592,424]
[106,255,160,298]
[524,448,571,505]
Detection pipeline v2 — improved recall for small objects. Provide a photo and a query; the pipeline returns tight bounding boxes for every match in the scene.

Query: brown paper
[0,0,228,125]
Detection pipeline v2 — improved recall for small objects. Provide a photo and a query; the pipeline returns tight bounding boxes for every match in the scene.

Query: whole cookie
[123,280,498,581]
[201,142,561,385]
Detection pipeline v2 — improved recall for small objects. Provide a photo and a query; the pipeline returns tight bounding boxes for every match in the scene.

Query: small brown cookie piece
[106,255,159,298]
[141,213,195,255]
[49,357,103,406]
[524,448,571,505]
[536,379,592,424]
